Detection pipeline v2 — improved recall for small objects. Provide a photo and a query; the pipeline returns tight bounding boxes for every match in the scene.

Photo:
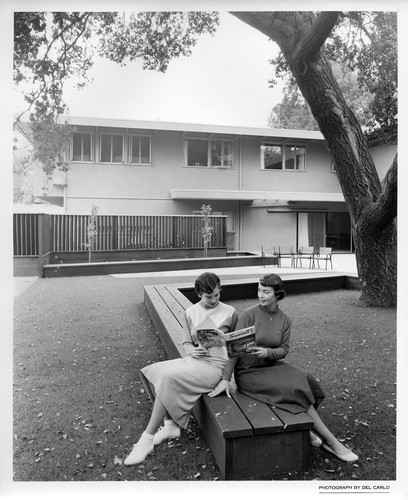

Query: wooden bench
[144,283,314,480]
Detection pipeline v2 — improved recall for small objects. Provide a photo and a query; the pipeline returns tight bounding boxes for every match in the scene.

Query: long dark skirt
[235,360,325,414]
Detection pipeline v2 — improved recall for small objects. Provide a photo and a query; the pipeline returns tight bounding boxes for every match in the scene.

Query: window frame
[128,134,152,165]
[71,132,94,162]
[99,133,125,164]
[261,143,306,171]
[184,138,234,168]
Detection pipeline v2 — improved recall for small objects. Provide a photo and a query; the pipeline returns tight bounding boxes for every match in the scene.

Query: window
[129,135,151,164]
[261,144,306,170]
[100,134,124,163]
[284,146,305,170]
[186,139,233,167]
[262,145,283,169]
[211,140,233,167]
[71,132,93,161]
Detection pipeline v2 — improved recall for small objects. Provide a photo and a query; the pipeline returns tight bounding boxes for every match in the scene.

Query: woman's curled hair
[259,274,286,301]
[194,272,221,296]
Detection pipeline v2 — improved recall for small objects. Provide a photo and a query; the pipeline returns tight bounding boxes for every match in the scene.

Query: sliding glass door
[298,212,326,251]
[298,211,352,251]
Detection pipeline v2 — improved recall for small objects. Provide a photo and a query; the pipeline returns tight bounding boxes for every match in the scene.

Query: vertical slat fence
[13,213,227,255]
[13,213,39,256]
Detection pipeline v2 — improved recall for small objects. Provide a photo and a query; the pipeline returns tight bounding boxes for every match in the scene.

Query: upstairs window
[211,140,233,167]
[261,144,306,170]
[71,132,94,162]
[262,145,283,169]
[129,135,151,164]
[100,134,124,163]
[284,146,305,170]
[185,139,233,167]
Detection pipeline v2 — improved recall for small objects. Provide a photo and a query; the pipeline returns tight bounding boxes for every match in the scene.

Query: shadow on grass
[13,277,396,481]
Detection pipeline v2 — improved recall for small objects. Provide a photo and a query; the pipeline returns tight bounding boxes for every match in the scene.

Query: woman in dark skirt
[209,273,358,463]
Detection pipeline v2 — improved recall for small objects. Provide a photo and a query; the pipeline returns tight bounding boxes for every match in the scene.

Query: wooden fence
[13,213,227,256]
[13,213,39,256]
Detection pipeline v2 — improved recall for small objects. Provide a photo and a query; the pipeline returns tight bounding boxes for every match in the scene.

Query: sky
[13,12,283,129]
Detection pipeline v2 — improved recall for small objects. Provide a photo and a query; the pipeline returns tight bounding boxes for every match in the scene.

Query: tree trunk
[232,11,397,307]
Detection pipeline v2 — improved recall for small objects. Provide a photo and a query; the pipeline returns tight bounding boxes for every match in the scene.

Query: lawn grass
[13,277,396,481]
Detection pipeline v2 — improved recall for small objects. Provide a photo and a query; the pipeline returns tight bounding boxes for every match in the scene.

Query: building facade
[30,116,396,253]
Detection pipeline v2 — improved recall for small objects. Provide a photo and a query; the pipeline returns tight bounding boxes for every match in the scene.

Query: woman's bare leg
[307,405,353,455]
[144,397,168,435]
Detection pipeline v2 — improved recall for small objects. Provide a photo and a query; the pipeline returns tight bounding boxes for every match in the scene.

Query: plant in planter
[200,204,213,259]
[85,205,98,263]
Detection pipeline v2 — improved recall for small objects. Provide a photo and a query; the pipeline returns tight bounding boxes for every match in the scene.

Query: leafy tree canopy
[268,61,373,131]
[14,11,219,123]
[269,11,397,143]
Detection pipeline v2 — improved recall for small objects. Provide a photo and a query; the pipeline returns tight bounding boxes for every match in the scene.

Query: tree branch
[361,154,397,233]
[229,11,277,39]
[293,11,340,61]
[377,153,398,225]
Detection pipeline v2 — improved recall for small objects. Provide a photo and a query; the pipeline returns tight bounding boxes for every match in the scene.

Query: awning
[36,196,64,207]
[170,189,345,202]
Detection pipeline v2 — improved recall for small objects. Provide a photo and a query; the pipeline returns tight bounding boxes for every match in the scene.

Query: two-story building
[26,116,396,253]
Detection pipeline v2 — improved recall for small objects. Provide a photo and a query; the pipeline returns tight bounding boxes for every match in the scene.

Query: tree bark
[232,11,397,307]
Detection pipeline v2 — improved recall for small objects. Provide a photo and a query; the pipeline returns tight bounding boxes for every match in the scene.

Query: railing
[13,213,39,256]
[13,213,227,256]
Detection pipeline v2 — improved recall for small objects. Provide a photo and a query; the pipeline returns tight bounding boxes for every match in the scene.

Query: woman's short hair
[259,274,286,301]
[194,272,221,296]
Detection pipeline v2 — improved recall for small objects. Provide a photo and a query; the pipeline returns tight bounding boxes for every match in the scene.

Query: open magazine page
[196,326,256,359]
[222,326,256,358]
[196,328,227,359]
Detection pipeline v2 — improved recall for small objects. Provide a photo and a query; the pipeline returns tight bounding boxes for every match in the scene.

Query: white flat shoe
[124,441,154,465]
[310,431,323,448]
[322,442,359,462]
[153,425,180,445]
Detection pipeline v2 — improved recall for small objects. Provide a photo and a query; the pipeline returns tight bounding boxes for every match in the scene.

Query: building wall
[35,126,338,214]
[369,143,397,181]
[241,208,297,251]
[239,138,339,194]
[54,130,241,214]
[31,121,395,253]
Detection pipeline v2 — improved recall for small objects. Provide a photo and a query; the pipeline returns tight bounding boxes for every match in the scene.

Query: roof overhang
[170,189,345,202]
[58,116,325,142]
[36,196,64,207]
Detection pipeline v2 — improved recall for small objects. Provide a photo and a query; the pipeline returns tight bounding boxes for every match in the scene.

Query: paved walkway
[13,253,357,299]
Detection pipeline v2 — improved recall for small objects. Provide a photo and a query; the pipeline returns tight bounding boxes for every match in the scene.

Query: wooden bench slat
[164,284,194,309]
[154,285,187,327]
[270,406,314,431]
[144,287,187,359]
[231,391,284,434]
[200,394,253,438]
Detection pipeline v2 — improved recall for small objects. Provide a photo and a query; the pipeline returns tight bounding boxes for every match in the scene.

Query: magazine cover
[222,326,256,358]
[197,326,256,358]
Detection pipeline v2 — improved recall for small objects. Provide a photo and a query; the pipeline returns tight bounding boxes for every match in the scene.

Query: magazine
[196,326,256,358]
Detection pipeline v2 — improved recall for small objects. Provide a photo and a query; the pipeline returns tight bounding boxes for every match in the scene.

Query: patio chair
[294,246,315,269]
[276,246,296,268]
[261,246,278,267]
[313,247,333,270]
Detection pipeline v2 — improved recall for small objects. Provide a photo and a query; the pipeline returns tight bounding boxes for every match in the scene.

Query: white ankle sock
[139,431,154,445]
[164,419,177,428]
